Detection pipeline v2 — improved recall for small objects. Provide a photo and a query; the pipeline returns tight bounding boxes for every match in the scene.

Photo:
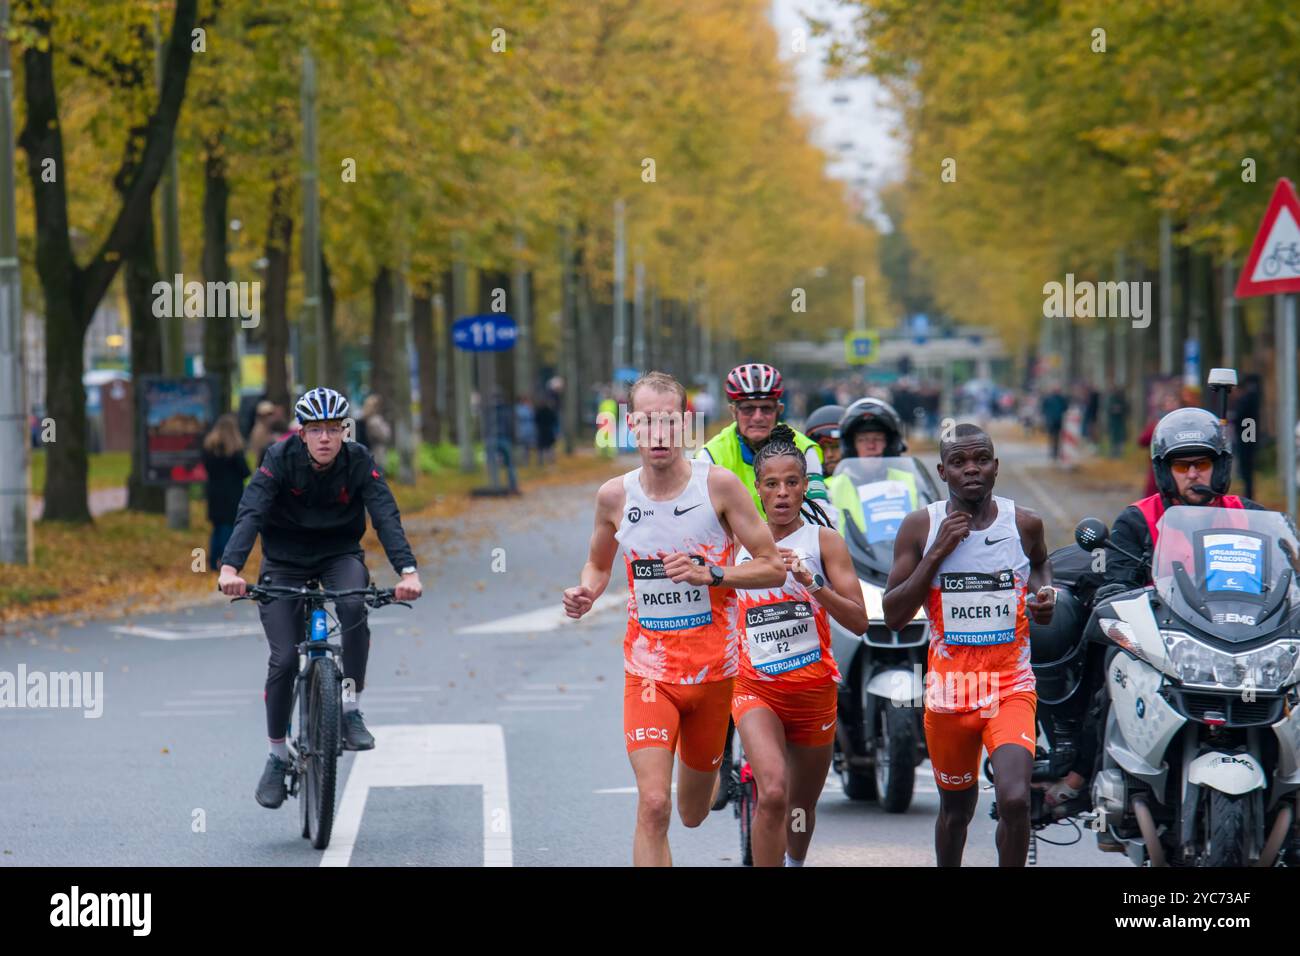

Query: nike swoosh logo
[985,536,1011,545]
[1021,733,1034,744]
[821,721,835,731]
[674,504,703,516]
[711,752,723,766]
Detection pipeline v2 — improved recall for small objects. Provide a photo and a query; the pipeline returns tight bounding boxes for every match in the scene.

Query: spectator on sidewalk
[492,390,519,493]
[1106,387,1129,459]
[248,401,279,464]
[357,395,392,470]
[1137,393,1181,497]
[1231,373,1261,500]
[264,407,293,464]
[535,395,558,466]
[515,395,538,467]
[202,413,251,571]
[1082,386,1101,443]
[1040,386,1068,460]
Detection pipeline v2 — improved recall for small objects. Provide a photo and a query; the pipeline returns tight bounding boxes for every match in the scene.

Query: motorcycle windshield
[1152,505,1300,626]
[834,457,939,559]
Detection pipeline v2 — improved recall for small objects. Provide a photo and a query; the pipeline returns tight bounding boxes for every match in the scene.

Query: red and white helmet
[725,363,784,402]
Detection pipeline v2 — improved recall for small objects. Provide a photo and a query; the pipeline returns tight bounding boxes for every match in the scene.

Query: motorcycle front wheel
[1203,790,1247,867]
[874,705,916,813]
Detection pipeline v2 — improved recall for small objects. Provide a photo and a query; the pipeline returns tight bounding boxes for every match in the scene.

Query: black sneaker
[255,754,291,809]
[343,711,376,751]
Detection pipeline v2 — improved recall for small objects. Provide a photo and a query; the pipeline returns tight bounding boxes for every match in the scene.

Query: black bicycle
[235,584,410,849]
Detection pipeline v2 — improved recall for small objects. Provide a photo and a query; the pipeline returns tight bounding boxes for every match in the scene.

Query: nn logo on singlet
[627,507,654,523]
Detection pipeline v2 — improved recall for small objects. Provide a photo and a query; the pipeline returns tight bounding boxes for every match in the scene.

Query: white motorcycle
[1079,506,1300,866]
[828,456,937,812]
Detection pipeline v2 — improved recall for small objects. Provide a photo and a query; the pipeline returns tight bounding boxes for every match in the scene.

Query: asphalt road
[0,430,1139,867]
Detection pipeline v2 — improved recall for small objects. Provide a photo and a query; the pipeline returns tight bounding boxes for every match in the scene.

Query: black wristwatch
[708,565,726,588]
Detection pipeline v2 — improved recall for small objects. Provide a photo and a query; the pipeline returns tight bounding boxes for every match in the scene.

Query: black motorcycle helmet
[804,404,844,443]
[839,397,907,458]
[1150,407,1233,499]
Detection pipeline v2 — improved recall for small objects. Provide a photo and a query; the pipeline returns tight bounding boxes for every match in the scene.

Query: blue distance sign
[452,314,518,352]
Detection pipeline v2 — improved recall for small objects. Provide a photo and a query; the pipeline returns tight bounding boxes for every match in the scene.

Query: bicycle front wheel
[304,657,342,850]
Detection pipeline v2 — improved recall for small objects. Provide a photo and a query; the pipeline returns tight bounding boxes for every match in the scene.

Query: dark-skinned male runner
[883,423,1055,866]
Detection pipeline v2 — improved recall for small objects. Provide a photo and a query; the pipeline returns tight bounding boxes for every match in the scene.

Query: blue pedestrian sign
[844,330,880,366]
[453,314,518,352]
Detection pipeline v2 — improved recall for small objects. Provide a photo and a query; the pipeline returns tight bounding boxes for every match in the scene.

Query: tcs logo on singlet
[626,726,671,743]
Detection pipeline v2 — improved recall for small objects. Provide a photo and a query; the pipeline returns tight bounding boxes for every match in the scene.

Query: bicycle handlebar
[226,584,411,609]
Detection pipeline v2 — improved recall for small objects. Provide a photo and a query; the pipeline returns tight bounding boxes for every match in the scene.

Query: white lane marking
[594,785,678,794]
[521,683,608,691]
[455,593,627,635]
[139,709,238,718]
[502,694,592,702]
[349,696,425,704]
[497,704,584,712]
[112,618,402,641]
[321,724,512,868]
[162,699,251,707]
[189,685,444,695]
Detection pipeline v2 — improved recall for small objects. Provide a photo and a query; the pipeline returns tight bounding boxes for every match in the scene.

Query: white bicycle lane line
[138,686,433,719]
[109,610,409,642]
[321,723,513,867]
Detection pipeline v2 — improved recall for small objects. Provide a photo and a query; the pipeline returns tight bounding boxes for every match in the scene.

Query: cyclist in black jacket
[218,387,424,809]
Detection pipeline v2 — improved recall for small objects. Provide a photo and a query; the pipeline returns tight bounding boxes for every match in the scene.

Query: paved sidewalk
[30,487,127,520]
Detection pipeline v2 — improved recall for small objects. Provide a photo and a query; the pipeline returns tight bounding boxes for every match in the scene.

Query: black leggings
[257,554,371,740]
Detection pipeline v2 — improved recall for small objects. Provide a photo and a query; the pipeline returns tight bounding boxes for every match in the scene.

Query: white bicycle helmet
[295,387,350,423]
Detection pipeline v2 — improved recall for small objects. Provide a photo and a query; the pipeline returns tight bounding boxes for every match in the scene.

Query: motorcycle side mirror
[1075,518,1109,551]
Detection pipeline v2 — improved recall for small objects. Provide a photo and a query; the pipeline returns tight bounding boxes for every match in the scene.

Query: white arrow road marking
[320,724,512,867]
[110,623,265,640]
[455,593,628,635]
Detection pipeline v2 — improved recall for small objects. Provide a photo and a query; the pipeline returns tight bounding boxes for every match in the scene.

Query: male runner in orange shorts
[563,371,785,866]
[884,423,1055,866]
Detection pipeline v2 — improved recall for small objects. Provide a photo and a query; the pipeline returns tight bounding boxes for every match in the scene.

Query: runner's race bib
[939,570,1018,645]
[1201,533,1264,595]
[631,557,713,630]
[858,480,913,544]
[745,600,820,674]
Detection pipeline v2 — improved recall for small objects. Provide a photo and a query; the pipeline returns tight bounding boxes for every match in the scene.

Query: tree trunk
[560,228,578,455]
[263,183,293,410]
[412,283,439,444]
[17,0,199,523]
[476,269,514,405]
[575,261,595,429]
[440,269,456,443]
[201,142,234,414]
[321,250,340,386]
[369,266,395,406]
[125,210,165,513]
